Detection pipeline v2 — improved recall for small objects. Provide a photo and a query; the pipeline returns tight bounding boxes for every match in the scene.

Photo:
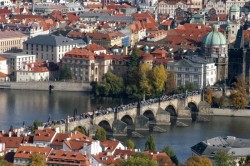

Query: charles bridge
[52,91,211,136]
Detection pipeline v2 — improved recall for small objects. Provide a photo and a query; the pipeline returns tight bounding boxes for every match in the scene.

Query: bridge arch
[121,115,134,125]
[165,105,177,116]
[143,110,156,121]
[188,102,199,121]
[98,120,112,132]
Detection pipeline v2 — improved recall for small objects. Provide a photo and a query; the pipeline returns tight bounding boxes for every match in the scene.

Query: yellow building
[0,31,28,53]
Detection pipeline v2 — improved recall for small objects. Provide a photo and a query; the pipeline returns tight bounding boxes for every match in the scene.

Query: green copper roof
[230,4,240,12]
[202,30,227,46]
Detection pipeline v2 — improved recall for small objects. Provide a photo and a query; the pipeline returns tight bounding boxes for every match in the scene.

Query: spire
[234,26,244,49]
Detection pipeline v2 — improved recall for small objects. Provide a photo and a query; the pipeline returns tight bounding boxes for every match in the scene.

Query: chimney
[17,132,20,137]
[8,131,12,137]
[123,46,128,56]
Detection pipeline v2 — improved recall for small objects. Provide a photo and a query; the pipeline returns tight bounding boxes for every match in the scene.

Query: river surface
[0,90,250,162]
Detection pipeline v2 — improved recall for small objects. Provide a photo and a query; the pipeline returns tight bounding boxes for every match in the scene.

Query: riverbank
[208,108,250,117]
[0,81,91,92]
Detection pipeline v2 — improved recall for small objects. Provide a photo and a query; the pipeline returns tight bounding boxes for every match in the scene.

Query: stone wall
[0,81,91,91]
[210,108,250,117]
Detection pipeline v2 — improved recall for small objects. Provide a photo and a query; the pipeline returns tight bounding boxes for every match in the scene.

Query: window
[185,67,189,71]
[177,74,181,78]
[178,67,182,71]
[185,74,189,78]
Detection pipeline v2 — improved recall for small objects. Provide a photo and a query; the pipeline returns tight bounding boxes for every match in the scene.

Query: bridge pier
[134,115,149,131]
[155,107,171,125]
[112,120,128,137]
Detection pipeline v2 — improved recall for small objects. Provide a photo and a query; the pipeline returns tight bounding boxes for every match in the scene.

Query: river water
[0,90,250,162]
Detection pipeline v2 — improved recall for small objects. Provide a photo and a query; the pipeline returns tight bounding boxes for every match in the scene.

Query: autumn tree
[94,127,106,141]
[150,65,167,96]
[117,152,158,166]
[138,63,152,100]
[165,71,176,94]
[0,156,8,166]
[230,75,248,109]
[126,139,135,149]
[29,152,46,166]
[73,126,86,135]
[145,135,156,151]
[204,88,213,104]
[186,156,212,166]
[214,150,235,166]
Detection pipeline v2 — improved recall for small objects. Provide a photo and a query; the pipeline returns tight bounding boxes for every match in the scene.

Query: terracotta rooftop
[33,128,56,142]
[14,146,52,159]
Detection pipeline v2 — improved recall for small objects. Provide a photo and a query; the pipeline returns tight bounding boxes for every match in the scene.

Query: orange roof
[33,128,56,142]
[70,131,94,142]
[64,140,86,151]
[47,150,90,166]
[85,43,106,52]
[14,146,52,159]
[64,48,96,60]
[0,137,23,148]
[51,133,69,147]
[92,152,115,165]
[161,20,172,26]
[101,140,119,153]
[0,56,6,61]
[133,12,157,25]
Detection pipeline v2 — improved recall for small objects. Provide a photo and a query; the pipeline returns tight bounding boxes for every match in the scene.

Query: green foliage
[162,146,175,157]
[205,88,213,104]
[31,120,42,133]
[173,82,197,94]
[162,145,178,165]
[73,126,86,135]
[117,152,158,166]
[91,72,124,97]
[128,46,140,69]
[94,127,106,141]
[185,82,196,91]
[150,65,167,96]
[60,67,72,80]
[0,156,8,166]
[186,156,212,166]
[145,135,156,151]
[29,152,46,166]
[126,139,135,149]
[215,150,234,166]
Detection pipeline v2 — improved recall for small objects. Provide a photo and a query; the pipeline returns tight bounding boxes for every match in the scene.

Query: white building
[226,0,247,14]
[0,53,36,81]
[23,35,86,63]
[16,62,50,82]
[158,0,190,16]
[206,0,226,14]
[167,56,217,89]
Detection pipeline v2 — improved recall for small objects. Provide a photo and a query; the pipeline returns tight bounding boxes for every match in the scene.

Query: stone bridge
[55,94,207,136]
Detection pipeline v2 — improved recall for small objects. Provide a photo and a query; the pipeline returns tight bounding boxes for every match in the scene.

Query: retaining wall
[0,81,91,92]
[210,108,250,117]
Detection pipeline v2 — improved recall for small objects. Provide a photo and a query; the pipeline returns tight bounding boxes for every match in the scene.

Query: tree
[204,88,213,104]
[186,156,212,166]
[104,72,124,96]
[128,46,140,69]
[150,65,167,96]
[215,150,234,166]
[126,139,135,149]
[73,126,86,135]
[31,120,42,133]
[185,82,196,92]
[230,75,248,109]
[162,145,179,165]
[138,63,152,100]
[29,152,46,166]
[165,71,176,94]
[60,67,72,80]
[94,127,106,141]
[117,152,158,166]
[145,135,156,151]
[0,156,8,166]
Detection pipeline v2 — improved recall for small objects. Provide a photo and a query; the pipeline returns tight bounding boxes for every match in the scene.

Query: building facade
[23,35,86,63]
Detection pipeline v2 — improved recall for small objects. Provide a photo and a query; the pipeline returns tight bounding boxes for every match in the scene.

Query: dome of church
[230,4,240,12]
[202,27,227,46]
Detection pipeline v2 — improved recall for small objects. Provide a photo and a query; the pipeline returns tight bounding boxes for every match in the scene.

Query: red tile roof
[85,43,106,52]
[14,146,52,159]
[47,150,90,166]
[100,140,120,153]
[51,133,69,147]
[33,128,56,142]
[0,137,23,148]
